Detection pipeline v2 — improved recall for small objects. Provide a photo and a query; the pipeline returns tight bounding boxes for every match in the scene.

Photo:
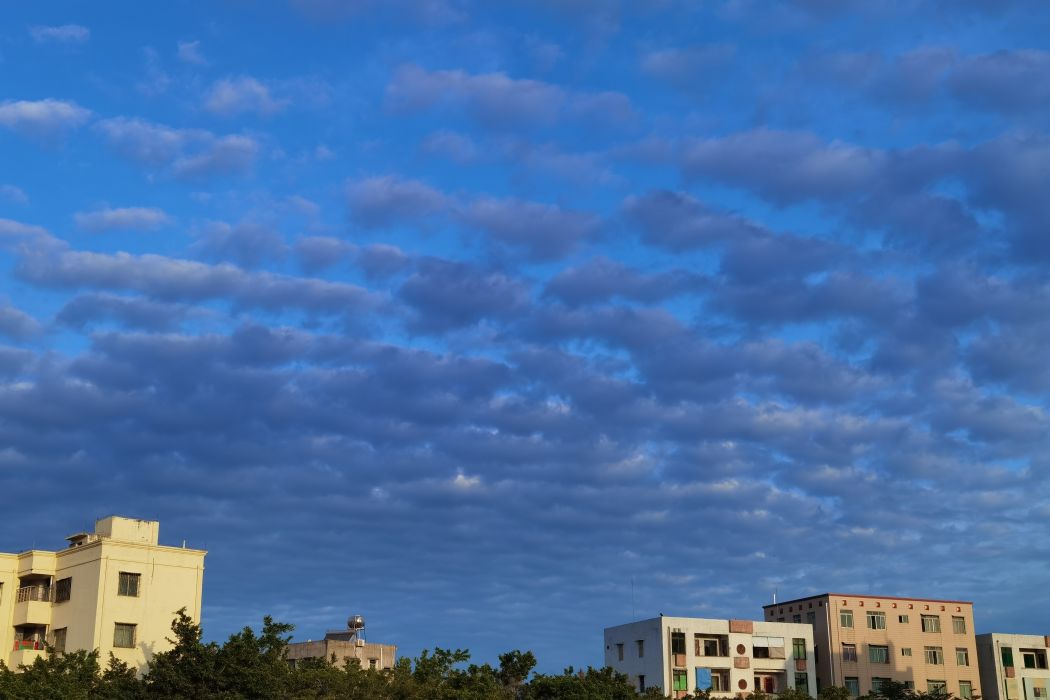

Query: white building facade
[977,634,1050,700]
[605,616,817,698]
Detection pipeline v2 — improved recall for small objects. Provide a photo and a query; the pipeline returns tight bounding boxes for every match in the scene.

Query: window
[1022,649,1049,669]
[368,658,377,670]
[845,678,861,697]
[756,674,778,693]
[872,678,890,694]
[840,610,854,628]
[904,682,915,690]
[928,681,947,694]
[118,572,140,597]
[1035,689,1048,699]
[616,643,623,661]
[52,628,67,654]
[925,646,944,665]
[867,611,886,630]
[899,615,910,623]
[902,648,912,657]
[636,640,644,658]
[671,632,686,656]
[638,675,646,692]
[753,637,785,660]
[953,617,967,634]
[55,577,72,603]
[1002,647,1014,667]
[794,638,807,659]
[796,673,809,691]
[113,623,136,649]
[921,615,941,633]
[710,670,729,692]
[793,614,802,623]
[673,670,688,692]
[842,644,858,662]
[696,635,728,657]
[807,612,816,625]
[869,645,890,664]
[959,681,973,699]
[956,648,969,666]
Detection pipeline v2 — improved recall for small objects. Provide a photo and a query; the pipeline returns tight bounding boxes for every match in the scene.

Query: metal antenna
[631,577,636,619]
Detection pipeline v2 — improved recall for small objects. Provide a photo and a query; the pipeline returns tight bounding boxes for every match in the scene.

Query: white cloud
[29,24,90,43]
[74,207,173,233]
[177,40,207,65]
[0,185,28,205]
[95,118,259,179]
[452,471,481,489]
[0,99,91,138]
[204,77,287,116]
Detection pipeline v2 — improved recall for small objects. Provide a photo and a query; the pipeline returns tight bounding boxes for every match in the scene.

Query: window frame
[902,648,913,657]
[956,648,969,666]
[845,677,861,697]
[959,681,973,699]
[869,645,890,664]
[925,646,944,665]
[113,623,137,649]
[928,680,947,694]
[117,572,141,597]
[52,627,67,653]
[867,611,887,630]
[921,615,942,633]
[840,609,854,628]
[793,638,807,660]
[952,616,967,634]
[842,643,858,662]
[54,577,72,604]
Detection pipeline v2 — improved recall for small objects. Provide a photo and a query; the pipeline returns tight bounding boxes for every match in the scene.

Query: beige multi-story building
[0,515,205,674]
[977,633,1050,700]
[762,594,980,699]
[286,615,397,671]
[604,616,817,698]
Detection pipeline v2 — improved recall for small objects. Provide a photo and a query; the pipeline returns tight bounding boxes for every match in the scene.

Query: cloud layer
[1,0,1048,674]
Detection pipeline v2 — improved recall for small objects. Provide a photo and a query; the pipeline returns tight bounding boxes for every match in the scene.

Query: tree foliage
[0,610,635,699]
[3,620,969,700]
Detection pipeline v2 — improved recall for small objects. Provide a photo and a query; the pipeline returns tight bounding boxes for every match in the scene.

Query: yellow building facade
[0,516,205,674]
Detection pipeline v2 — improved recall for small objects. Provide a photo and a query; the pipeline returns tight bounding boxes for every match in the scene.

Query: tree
[142,607,220,698]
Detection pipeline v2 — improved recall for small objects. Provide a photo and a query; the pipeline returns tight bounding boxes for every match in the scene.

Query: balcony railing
[13,640,45,651]
[16,585,53,603]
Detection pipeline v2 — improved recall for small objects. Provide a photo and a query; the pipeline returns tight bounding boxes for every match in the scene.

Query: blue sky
[2,0,1050,672]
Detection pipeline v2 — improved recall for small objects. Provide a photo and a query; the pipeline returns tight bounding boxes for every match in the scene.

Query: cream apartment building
[977,633,1050,700]
[605,616,817,698]
[286,614,397,671]
[763,594,980,699]
[0,516,205,674]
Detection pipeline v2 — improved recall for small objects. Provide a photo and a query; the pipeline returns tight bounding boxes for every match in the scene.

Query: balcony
[16,585,53,603]
[13,586,52,626]
[9,646,47,669]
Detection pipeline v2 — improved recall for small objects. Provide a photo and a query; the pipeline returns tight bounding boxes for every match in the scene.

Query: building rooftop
[762,592,973,609]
